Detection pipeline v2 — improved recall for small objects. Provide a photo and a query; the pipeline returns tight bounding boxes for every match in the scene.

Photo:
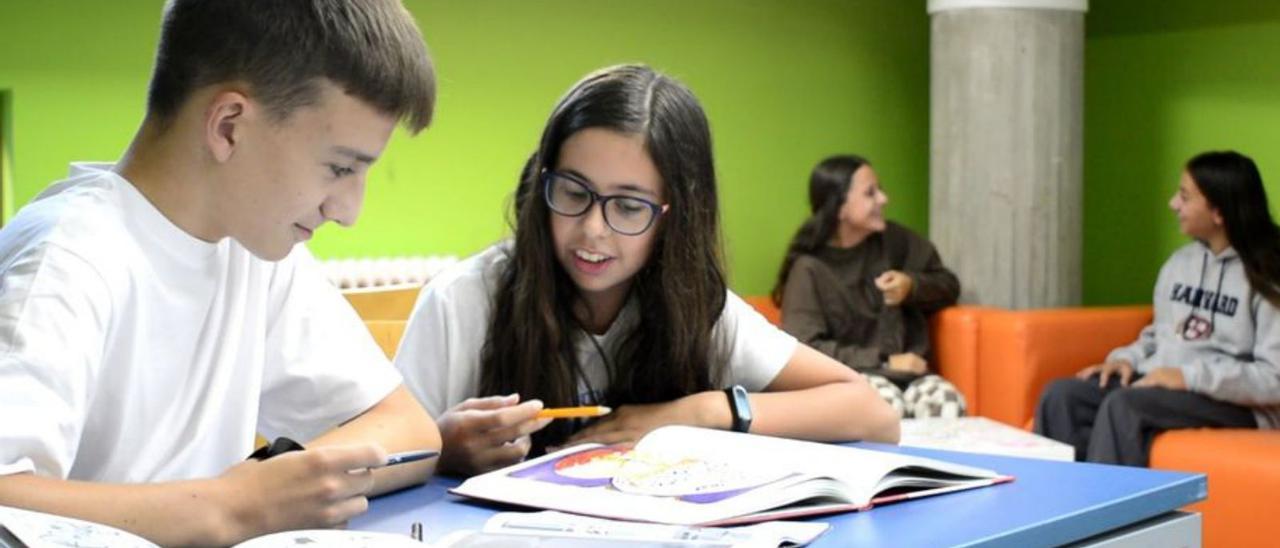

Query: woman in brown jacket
[773,155,965,418]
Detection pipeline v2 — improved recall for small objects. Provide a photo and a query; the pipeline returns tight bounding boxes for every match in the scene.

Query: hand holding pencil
[437,393,556,475]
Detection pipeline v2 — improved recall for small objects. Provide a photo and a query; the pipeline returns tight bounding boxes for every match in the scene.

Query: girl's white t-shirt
[0,164,401,481]
[394,243,797,417]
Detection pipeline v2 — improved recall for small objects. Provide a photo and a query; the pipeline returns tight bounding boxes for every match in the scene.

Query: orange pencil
[536,405,612,419]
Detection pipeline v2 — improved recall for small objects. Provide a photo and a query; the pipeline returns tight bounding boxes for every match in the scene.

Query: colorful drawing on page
[509,446,632,487]
[612,453,793,502]
[509,445,791,503]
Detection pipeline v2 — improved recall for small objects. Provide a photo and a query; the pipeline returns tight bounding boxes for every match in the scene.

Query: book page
[0,505,428,548]
[0,505,156,548]
[511,443,793,499]
[635,426,1000,500]
[453,442,850,525]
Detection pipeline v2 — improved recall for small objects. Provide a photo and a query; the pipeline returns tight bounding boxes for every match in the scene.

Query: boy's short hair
[147,0,435,133]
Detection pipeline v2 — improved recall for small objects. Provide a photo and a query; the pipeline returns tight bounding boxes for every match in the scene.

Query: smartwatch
[723,384,753,433]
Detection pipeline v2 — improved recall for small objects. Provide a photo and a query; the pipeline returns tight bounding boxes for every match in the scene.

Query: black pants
[1035,374,1256,466]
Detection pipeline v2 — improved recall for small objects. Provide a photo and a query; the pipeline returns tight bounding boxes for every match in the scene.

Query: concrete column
[928,0,1087,309]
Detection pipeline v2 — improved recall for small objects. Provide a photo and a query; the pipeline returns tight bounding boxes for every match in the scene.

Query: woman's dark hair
[508,151,538,226]
[770,155,870,305]
[1186,150,1280,307]
[481,64,727,451]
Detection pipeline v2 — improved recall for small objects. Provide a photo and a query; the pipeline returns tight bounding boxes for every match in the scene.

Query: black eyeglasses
[542,171,668,236]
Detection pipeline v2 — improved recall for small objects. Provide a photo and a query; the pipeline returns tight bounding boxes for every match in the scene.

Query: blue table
[352,443,1205,547]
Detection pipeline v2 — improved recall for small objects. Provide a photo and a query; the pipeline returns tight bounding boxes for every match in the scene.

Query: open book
[452,425,1013,526]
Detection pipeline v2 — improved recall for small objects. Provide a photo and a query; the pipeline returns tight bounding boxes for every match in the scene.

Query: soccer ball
[903,375,967,419]
[865,374,907,418]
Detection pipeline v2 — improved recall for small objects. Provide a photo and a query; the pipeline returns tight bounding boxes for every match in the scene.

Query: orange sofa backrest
[743,295,782,326]
[930,306,990,414]
[977,305,1152,427]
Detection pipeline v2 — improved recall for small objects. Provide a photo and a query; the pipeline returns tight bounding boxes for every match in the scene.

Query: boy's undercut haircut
[147,0,435,133]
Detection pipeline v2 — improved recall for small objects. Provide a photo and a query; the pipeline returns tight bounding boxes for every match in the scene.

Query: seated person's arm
[897,234,960,312]
[1147,298,1280,404]
[307,384,441,495]
[0,445,385,546]
[563,343,900,446]
[0,387,438,546]
[0,249,438,545]
[566,293,901,447]
[746,343,901,443]
[257,250,441,492]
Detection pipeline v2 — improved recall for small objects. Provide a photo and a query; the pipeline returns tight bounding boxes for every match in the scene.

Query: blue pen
[381,449,440,467]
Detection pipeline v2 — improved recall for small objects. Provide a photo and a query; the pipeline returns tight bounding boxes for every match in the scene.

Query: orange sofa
[972,305,1277,548]
[743,297,1276,547]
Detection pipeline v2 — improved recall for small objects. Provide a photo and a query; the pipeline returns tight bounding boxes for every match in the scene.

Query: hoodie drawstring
[1193,250,1231,334]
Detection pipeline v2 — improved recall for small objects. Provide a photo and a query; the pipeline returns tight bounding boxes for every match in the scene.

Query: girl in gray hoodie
[1037,150,1280,466]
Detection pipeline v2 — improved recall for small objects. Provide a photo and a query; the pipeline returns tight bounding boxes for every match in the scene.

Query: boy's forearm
[307,385,442,495]
[0,473,240,547]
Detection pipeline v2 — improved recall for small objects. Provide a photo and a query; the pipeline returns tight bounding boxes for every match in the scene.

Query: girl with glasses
[394,64,899,476]
[1037,150,1280,466]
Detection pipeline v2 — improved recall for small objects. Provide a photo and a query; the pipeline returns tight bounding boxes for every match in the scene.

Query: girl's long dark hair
[481,65,727,451]
[770,155,870,305]
[1187,151,1280,307]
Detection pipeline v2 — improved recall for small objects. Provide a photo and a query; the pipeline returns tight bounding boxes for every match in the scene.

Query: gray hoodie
[1108,242,1280,428]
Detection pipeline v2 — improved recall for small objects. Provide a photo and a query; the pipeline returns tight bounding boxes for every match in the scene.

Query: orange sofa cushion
[1153,429,1280,548]
[977,306,1152,427]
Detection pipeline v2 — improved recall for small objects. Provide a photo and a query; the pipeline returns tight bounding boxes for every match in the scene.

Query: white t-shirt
[0,163,401,482]
[394,243,798,417]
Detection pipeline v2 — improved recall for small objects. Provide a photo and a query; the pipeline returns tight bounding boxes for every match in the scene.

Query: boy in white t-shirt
[0,1,441,545]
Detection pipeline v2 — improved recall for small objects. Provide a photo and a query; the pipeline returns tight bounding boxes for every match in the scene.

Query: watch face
[729,385,752,432]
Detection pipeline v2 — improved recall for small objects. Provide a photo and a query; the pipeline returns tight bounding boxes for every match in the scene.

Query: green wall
[8,2,1280,306]
[1084,2,1280,305]
[0,1,930,297]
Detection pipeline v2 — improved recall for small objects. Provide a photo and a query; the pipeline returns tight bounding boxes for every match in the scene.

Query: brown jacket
[780,222,960,376]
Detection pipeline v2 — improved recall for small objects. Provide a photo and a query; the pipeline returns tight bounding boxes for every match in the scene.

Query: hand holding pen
[216,445,394,540]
